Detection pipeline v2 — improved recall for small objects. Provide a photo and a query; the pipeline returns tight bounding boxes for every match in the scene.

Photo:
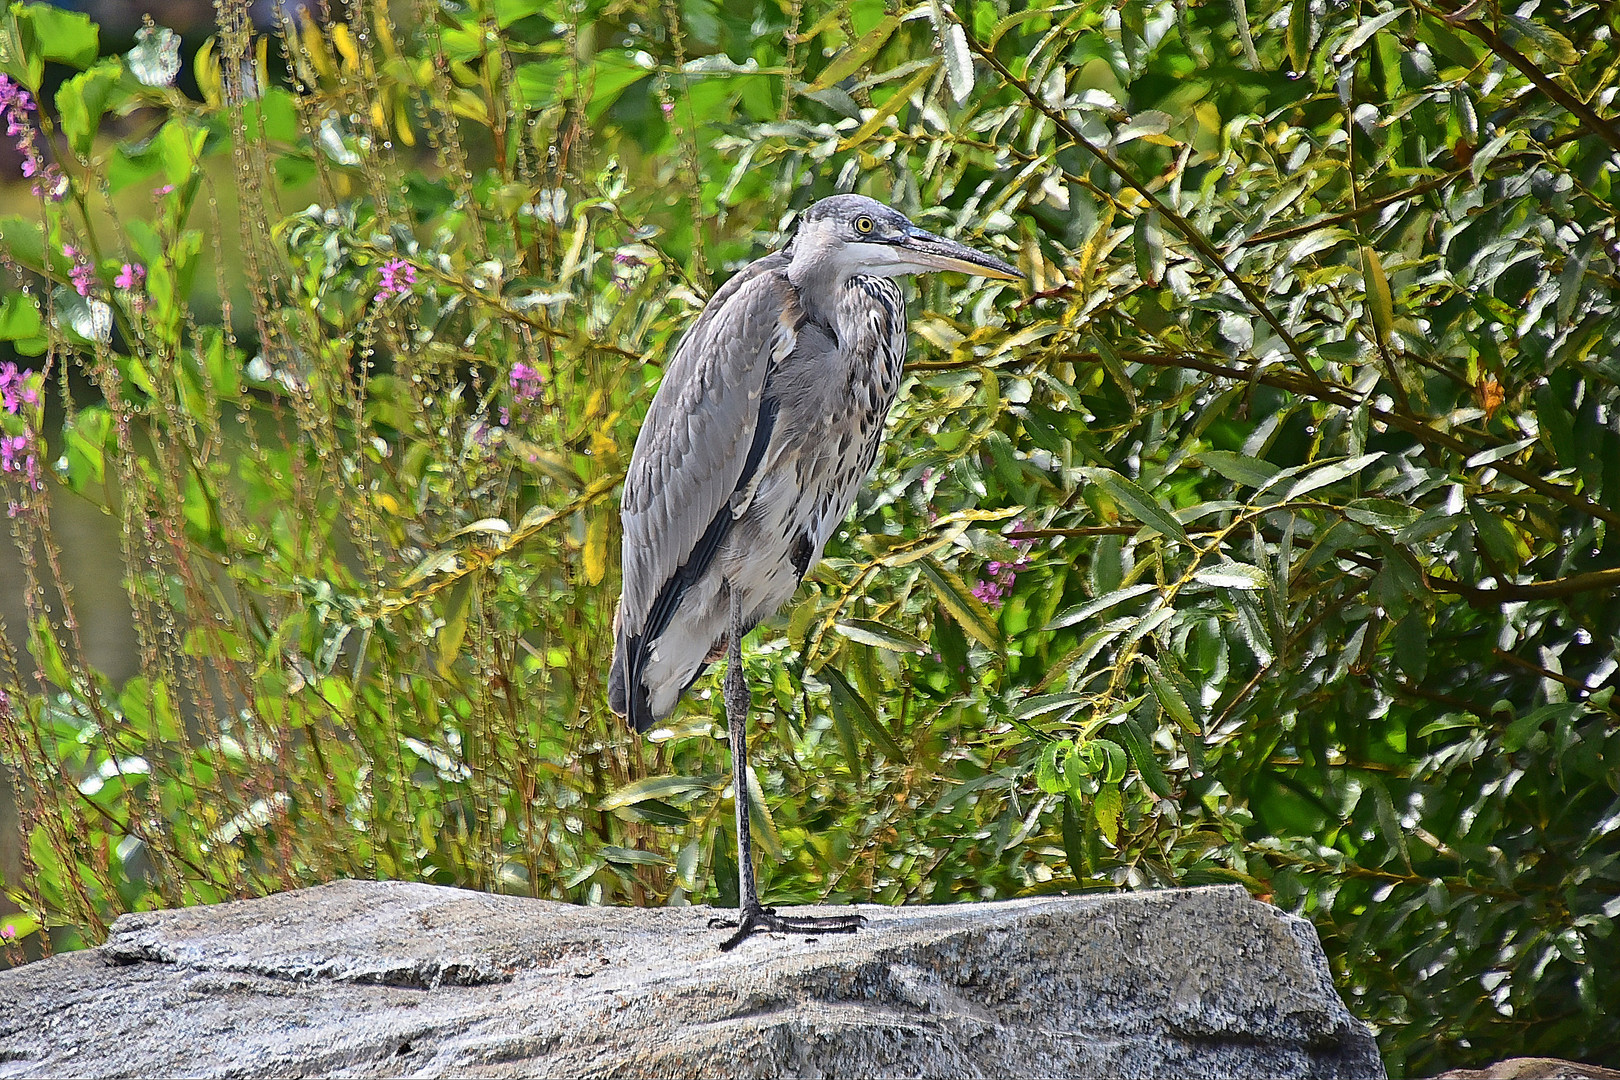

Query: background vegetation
[0,0,1617,1071]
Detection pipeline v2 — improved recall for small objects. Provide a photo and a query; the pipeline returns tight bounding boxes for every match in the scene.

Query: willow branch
[948,9,1332,397]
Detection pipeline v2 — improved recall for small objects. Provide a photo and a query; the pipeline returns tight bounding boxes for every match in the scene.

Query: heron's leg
[725,583,761,917]
[716,583,866,951]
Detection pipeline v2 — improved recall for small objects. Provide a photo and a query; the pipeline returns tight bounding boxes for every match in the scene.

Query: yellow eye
[854,216,874,234]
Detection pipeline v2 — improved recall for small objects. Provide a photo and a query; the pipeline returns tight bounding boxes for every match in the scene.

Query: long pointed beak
[897,229,1024,281]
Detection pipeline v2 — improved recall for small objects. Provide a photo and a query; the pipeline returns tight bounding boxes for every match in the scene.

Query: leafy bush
[0,0,1617,1071]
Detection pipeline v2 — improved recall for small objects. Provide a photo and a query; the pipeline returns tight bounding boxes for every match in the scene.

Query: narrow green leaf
[599,845,670,867]
[1334,8,1403,61]
[1045,583,1159,632]
[1014,692,1087,721]
[1344,498,1422,531]
[838,61,938,149]
[1143,657,1200,734]
[1281,453,1385,501]
[834,618,927,653]
[1079,467,1189,543]
[599,774,717,811]
[1093,783,1122,844]
[1199,450,1281,489]
[1133,211,1166,287]
[811,15,901,91]
[1191,561,1268,591]
[1035,739,1067,794]
[1288,0,1314,72]
[1362,246,1394,344]
[921,557,1001,650]
[1117,711,1173,798]
[939,21,974,103]
[1500,14,1578,64]
[823,666,905,762]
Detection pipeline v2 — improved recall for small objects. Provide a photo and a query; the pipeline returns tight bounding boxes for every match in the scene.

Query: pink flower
[374,257,417,301]
[32,163,67,201]
[61,245,93,296]
[0,432,40,491]
[0,75,47,185]
[0,363,40,414]
[973,522,1035,608]
[509,361,544,402]
[115,262,146,290]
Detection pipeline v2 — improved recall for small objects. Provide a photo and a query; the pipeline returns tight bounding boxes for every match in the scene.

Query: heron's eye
[854,215,875,235]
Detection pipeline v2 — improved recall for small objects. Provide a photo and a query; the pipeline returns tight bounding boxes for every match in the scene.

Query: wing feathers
[612,261,802,729]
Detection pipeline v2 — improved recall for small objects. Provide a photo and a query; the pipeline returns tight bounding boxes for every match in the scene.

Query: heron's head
[788,194,1022,284]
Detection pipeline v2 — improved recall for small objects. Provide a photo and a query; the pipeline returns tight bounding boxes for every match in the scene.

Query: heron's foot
[712,904,866,951]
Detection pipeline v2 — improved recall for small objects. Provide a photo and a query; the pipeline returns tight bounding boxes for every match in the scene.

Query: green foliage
[0,0,1617,1072]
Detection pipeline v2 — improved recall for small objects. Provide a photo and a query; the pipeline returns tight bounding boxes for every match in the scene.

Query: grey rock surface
[0,880,1384,1079]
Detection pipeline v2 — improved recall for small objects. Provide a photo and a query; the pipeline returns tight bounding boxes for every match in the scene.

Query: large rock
[0,880,1383,1078]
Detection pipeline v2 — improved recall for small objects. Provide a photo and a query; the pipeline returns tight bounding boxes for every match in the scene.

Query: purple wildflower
[972,523,1035,608]
[374,257,417,301]
[0,363,40,414]
[0,75,49,191]
[61,245,94,297]
[0,432,40,491]
[509,361,544,402]
[32,163,67,201]
[115,262,146,290]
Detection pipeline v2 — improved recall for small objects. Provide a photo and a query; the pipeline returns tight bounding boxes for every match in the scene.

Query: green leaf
[1191,560,1268,591]
[57,63,125,158]
[1469,505,1529,572]
[1500,14,1578,65]
[938,21,973,104]
[0,292,42,341]
[435,580,472,677]
[1045,583,1158,632]
[920,557,1001,651]
[1143,657,1200,734]
[24,4,98,69]
[1079,467,1189,543]
[1199,450,1281,489]
[1117,710,1173,798]
[823,666,905,762]
[839,61,938,150]
[1362,246,1394,344]
[1133,211,1166,287]
[833,618,927,653]
[62,407,111,491]
[811,15,900,90]
[599,845,670,867]
[1093,783,1122,845]
[1287,0,1314,72]
[1393,611,1428,682]
[1035,739,1067,794]
[1280,453,1385,501]
[598,774,717,811]
[1333,8,1403,61]
[1344,498,1422,531]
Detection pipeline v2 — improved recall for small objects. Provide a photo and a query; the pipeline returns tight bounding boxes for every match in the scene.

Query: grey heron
[608,194,1022,949]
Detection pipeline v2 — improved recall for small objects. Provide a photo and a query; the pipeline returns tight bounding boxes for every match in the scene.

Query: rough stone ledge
[0,880,1385,1079]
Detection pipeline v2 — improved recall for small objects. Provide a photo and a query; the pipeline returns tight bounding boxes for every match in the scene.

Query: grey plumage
[607,193,1020,947]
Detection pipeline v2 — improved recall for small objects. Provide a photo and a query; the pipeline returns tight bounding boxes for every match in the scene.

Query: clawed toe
[718,906,866,951]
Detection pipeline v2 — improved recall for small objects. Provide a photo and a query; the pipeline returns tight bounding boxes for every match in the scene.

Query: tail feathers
[609,630,662,733]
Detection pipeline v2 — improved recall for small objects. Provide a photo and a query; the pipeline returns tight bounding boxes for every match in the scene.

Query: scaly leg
[717,584,865,951]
